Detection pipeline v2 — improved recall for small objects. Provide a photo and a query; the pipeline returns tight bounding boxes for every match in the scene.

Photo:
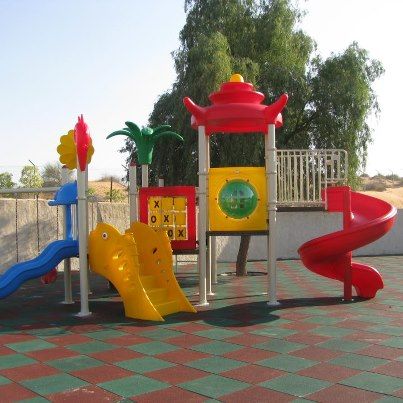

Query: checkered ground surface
[0,256,402,402]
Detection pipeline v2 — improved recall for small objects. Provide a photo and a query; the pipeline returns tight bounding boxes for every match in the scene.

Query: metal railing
[276,149,348,207]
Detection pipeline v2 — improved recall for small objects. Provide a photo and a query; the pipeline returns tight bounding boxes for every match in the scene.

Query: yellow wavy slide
[88,221,196,321]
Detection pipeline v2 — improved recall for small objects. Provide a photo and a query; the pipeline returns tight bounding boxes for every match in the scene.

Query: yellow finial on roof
[230,74,244,83]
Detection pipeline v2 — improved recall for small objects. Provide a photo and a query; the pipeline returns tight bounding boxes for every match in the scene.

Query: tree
[0,172,15,189]
[20,165,43,188]
[120,0,383,274]
[42,162,73,187]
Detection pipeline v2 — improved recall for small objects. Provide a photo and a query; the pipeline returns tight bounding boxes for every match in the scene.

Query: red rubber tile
[48,385,120,402]
[115,324,158,334]
[67,324,105,333]
[358,344,403,360]
[135,385,205,402]
[297,363,360,382]
[223,364,285,384]
[221,385,294,402]
[46,334,92,346]
[0,382,38,401]
[343,331,390,343]
[147,365,207,384]
[290,346,343,361]
[72,364,133,384]
[282,322,319,331]
[90,347,144,363]
[335,319,372,330]
[0,334,36,344]
[157,349,210,365]
[0,363,59,382]
[0,346,17,356]
[223,347,277,363]
[286,332,330,345]
[373,361,403,378]
[169,323,213,334]
[307,383,383,402]
[25,347,78,361]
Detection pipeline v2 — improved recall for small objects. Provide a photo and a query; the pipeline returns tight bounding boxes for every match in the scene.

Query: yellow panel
[174,197,187,211]
[208,167,268,231]
[175,226,187,240]
[161,197,174,210]
[175,212,187,226]
[149,197,162,211]
[149,212,161,226]
[161,212,174,226]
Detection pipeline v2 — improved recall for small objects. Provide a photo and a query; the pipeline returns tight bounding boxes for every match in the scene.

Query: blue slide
[0,239,79,299]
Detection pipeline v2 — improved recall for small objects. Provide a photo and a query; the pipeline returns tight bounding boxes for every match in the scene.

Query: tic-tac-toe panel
[139,186,196,250]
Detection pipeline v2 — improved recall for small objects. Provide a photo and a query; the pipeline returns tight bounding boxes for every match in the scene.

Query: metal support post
[266,124,280,306]
[211,236,218,284]
[129,162,138,223]
[141,164,149,188]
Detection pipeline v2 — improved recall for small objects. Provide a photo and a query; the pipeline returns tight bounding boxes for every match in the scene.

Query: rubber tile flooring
[0,256,402,402]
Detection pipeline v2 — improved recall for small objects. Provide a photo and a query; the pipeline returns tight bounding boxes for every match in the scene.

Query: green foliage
[105,189,126,202]
[119,0,383,186]
[0,172,15,189]
[87,187,96,197]
[20,165,43,188]
[42,162,73,187]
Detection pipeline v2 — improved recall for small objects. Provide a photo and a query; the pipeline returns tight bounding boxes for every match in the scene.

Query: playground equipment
[299,186,397,299]
[88,222,196,321]
[0,181,79,299]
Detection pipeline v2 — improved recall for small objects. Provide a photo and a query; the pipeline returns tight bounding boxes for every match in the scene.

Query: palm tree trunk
[236,235,251,276]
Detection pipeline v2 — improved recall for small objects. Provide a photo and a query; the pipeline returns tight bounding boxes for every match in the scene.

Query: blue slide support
[0,239,78,299]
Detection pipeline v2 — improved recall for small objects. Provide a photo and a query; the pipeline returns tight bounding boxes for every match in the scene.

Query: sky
[0,0,402,183]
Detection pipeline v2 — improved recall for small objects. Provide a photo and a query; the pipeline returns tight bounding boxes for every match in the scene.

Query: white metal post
[266,124,280,306]
[211,236,217,284]
[141,164,149,188]
[205,136,213,296]
[61,166,73,304]
[129,162,138,223]
[158,178,164,187]
[77,167,91,316]
[197,126,208,305]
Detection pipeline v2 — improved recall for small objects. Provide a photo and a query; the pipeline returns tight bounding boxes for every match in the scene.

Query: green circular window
[218,180,258,219]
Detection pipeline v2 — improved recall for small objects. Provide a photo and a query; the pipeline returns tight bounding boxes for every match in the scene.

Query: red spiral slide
[298,186,397,298]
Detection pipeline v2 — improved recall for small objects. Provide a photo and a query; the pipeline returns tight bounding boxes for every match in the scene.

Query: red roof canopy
[183,76,288,135]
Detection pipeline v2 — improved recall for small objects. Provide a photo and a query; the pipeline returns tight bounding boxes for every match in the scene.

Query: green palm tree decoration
[107,121,183,165]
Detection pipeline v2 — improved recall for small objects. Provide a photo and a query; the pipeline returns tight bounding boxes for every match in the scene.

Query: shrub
[105,189,126,202]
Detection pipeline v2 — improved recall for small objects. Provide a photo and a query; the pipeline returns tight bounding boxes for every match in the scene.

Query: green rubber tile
[310,327,353,337]
[86,329,128,340]
[98,374,169,398]
[67,341,116,354]
[376,397,403,403]
[128,341,178,356]
[0,353,37,369]
[341,372,403,394]
[318,339,369,352]
[187,356,246,374]
[179,374,249,398]
[381,337,403,349]
[27,327,70,337]
[258,354,317,372]
[116,357,174,373]
[138,328,183,341]
[254,339,305,353]
[46,355,103,372]
[250,327,296,338]
[19,398,49,403]
[191,340,243,355]
[22,373,88,395]
[6,339,57,353]
[195,328,242,340]
[368,325,403,337]
[260,374,330,397]
[330,354,388,371]
[0,374,11,385]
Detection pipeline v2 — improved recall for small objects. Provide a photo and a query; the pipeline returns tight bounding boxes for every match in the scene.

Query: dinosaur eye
[102,232,108,240]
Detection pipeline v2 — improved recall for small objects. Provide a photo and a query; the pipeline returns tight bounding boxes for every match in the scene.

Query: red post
[343,187,353,301]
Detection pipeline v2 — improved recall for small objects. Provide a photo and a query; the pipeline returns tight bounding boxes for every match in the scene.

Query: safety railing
[276,149,348,208]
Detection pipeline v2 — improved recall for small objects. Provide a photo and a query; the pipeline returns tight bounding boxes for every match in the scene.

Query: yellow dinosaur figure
[88,221,196,321]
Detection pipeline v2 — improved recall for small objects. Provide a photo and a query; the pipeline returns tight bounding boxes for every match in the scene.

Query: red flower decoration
[74,114,91,171]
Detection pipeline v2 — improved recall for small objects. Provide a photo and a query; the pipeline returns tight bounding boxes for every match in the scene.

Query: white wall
[216,210,402,262]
